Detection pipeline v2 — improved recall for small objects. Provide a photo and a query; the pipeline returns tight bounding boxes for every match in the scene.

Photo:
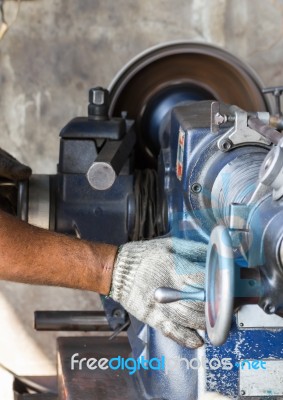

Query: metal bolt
[191,183,202,194]
[240,390,246,396]
[112,309,123,318]
[219,139,233,152]
[89,87,107,105]
[88,87,110,119]
[214,112,227,126]
[239,322,244,327]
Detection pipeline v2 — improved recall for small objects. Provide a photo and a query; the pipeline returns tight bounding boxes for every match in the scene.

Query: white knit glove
[110,237,207,348]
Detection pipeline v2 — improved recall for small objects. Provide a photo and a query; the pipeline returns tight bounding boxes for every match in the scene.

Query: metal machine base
[57,337,139,400]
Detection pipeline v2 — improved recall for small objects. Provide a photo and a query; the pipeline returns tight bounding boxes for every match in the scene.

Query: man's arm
[0,208,207,348]
[0,210,117,295]
[0,148,208,348]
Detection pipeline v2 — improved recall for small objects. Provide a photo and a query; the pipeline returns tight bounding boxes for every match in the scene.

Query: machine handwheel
[205,225,235,346]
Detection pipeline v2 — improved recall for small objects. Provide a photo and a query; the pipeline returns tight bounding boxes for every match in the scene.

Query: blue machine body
[53,94,283,399]
[125,101,283,399]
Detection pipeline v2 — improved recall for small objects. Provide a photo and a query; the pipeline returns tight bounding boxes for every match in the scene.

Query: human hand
[110,237,207,348]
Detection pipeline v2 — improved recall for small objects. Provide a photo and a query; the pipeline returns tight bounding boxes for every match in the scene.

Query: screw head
[191,183,202,193]
[112,309,123,318]
[219,139,233,152]
[239,322,244,327]
[240,390,246,396]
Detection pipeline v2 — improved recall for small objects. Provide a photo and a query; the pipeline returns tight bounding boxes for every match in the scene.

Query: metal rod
[248,116,282,145]
[108,320,130,341]
[34,311,111,331]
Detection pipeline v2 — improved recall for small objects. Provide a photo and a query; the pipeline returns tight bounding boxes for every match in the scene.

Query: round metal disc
[205,225,235,346]
[109,42,271,168]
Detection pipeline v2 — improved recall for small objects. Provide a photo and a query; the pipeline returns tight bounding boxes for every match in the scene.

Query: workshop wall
[0,0,283,394]
[1,0,282,173]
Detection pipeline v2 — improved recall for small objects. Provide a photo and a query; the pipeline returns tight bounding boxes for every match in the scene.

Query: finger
[182,270,205,288]
[166,301,206,330]
[173,258,205,284]
[171,238,208,261]
[159,319,204,348]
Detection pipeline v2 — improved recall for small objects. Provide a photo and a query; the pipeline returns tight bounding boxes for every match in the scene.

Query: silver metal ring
[28,175,50,229]
[205,225,235,346]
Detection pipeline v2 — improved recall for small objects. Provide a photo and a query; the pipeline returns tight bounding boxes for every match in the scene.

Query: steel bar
[248,116,282,145]
[34,311,111,331]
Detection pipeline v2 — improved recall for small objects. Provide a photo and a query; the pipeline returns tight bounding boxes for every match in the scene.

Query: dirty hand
[0,148,31,214]
[110,237,207,348]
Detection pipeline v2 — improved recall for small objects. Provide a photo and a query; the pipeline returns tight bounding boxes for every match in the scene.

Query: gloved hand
[110,237,207,348]
[0,148,31,214]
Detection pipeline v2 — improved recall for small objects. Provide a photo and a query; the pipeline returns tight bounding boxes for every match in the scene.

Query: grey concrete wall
[1,0,283,173]
[0,0,283,397]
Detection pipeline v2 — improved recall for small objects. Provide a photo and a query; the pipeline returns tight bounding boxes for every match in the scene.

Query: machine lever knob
[154,287,205,303]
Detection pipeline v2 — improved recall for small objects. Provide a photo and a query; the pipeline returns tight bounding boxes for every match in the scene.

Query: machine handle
[34,311,112,331]
[154,287,205,303]
[262,85,283,116]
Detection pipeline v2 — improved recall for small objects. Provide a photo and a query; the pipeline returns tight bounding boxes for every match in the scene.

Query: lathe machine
[10,42,283,399]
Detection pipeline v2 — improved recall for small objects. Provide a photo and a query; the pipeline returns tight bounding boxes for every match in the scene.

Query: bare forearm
[0,211,117,295]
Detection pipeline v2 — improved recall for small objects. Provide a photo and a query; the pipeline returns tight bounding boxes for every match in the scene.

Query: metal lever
[262,86,283,116]
[34,311,112,331]
[108,319,131,341]
[87,121,136,190]
[154,287,205,303]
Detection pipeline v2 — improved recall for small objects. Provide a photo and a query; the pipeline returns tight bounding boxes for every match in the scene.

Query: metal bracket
[237,304,283,329]
[210,101,233,134]
[217,108,271,152]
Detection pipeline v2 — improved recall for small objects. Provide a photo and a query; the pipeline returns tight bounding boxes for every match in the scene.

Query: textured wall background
[1,0,283,173]
[0,0,283,397]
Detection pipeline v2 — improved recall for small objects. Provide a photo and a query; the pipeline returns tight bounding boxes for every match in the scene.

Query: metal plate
[237,305,283,328]
[57,337,139,400]
[240,359,283,397]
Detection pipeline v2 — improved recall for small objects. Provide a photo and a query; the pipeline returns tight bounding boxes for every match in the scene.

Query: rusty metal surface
[57,337,141,400]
